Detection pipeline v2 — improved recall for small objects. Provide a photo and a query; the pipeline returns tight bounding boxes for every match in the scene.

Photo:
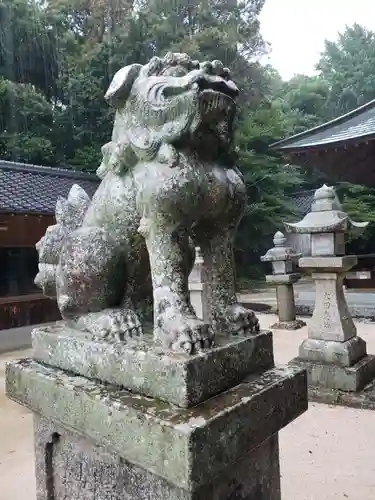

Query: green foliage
[69,145,102,171]
[336,183,375,253]
[0,77,56,164]
[272,75,331,134]
[279,75,330,116]
[0,0,270,174]
[0,133,55,165]
[234,104,303,276]
[0,0,60,99]
[317,23,375,114]
[337,183,375,225]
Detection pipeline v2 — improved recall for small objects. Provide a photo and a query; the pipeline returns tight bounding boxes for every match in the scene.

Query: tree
[0,0,60,99]
[270,74,331,135]
[46,0,152,170]
[317,23,375,116]
[279,75,330,117]
[134,0,268,108]
[0,78,56,164]
[335,183,375,254]
[234,102,303,279]
[46,0,134,43]
[53,43,116,170]
[46,0,270,171]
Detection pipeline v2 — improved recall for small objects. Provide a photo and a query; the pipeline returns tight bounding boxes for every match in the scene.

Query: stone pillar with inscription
[285,184,375,401]
[261,231,305,330]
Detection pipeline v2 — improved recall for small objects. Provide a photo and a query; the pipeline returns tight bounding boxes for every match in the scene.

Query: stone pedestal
[33,415,282,500]
[6,324,307,500]
[289,256,375,394]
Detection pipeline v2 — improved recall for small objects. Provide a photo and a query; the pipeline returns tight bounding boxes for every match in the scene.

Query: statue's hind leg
[194,224,259,335]
[194,202,260,336]
[56,226,142,339]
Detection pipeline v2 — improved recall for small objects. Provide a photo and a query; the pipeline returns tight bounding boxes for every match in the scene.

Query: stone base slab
[31,324,274,408]
[299,255,357,271]
[266,273,301,284]
[299,336,367,367]
[307,380,375,410]
[270,319,306,330]
[35,416,282,500]
[6,359,307,492]
[289,354,375,392]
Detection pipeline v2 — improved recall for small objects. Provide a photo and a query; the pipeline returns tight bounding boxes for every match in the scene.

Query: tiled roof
[271,99,375,151]
[0,161,100,215]
[289,189,314,216]
[0,160,318,220]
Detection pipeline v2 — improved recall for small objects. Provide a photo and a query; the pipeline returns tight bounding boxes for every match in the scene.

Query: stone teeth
[200,92,233,115]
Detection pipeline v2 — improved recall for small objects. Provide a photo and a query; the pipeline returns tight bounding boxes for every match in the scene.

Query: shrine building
[271,98,375,187]
[271,99,375,289]
[0,161,99,329]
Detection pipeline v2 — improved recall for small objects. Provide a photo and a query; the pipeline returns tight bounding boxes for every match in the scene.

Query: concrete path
[0,349,36,500]
[239,284,375,318]
[0,322,57,354]
[2,315,375,499]
[0,325,36,354]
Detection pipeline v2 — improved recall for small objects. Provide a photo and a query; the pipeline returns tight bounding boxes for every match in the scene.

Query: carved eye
[211,60,224,75]
[200,61,213,74]
[222,67,231,80]
[161,66,188,77]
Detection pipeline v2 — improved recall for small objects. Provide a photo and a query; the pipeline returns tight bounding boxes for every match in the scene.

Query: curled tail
[34,184,91,298]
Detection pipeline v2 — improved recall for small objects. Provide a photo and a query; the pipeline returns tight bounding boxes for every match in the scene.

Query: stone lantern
[285,184,375,395]
[261,231,305,329]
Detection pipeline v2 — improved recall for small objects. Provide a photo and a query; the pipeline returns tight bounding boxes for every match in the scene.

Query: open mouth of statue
[198,89,236,123]
[195,76,239,100]
[194,75,238,123]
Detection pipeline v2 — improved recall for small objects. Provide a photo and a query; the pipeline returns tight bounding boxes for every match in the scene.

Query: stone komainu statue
[35,52,259,354]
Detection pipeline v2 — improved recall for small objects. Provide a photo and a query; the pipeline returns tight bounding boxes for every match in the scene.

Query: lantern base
[298,336,367,367]
[307,377,375,410]
[289,353,375,393]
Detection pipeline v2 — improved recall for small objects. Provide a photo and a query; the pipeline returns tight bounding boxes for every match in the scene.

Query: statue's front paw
[215,304,260,336]
[156,311,214,354]
[76,308,143,341]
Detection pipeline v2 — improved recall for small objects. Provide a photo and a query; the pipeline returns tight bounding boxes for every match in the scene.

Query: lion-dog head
[97,52,239,178]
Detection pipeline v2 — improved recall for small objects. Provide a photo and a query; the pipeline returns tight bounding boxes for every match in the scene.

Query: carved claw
[214,304,260,336]
[156,311,214,354]
[173,323,214,354]
[75,308,143,341]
